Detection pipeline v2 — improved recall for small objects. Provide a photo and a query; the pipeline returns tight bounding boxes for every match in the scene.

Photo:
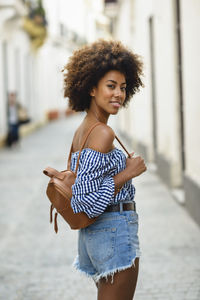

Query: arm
[113,155,146,194]
[87,124,147,195]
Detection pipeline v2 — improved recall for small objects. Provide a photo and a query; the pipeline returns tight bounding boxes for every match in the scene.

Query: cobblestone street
[0,114,200,300]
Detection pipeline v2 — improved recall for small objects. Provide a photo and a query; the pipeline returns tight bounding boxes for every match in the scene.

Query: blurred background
[0,0,200,299]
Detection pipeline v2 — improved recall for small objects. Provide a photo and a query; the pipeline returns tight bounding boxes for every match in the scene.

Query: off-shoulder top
[70,148,136,218]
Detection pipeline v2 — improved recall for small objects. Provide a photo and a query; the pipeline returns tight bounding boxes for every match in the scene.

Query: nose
[114,87,123,98]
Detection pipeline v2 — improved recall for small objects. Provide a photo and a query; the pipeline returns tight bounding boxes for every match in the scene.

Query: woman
[63,39,146,300]
[6,92,30,148]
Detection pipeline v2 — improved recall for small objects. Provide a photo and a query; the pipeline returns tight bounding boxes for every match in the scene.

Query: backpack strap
[67,143,74,170]
[67,122,132,174]
[67,122,102,172]
[114,135,131,158]
[74,122,102,174]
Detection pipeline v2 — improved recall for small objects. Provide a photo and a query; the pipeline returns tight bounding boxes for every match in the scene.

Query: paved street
[0,114,200,300]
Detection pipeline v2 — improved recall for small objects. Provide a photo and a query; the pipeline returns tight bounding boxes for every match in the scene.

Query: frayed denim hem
[72,251,141,284]
[93,253,141,284]
[72,255,97,280]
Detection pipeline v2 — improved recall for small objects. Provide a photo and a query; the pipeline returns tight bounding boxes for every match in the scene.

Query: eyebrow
[106,80,126,85]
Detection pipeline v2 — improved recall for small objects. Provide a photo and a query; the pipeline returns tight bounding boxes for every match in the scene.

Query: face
[8,93,16,105]
[90,70,126,117]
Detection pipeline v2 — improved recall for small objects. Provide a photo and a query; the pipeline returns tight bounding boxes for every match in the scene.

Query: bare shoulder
[87,124,115,153]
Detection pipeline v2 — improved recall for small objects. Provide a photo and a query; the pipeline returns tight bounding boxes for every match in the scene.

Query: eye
[121,87,126,92]
[107,84,115,89]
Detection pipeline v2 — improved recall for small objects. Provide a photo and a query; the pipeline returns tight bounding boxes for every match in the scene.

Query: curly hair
[63,39,144,111]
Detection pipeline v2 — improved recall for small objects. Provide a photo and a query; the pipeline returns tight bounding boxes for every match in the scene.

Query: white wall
[0,41,8,138]
[181,0,200,182]
[114,0,154,160]
[153,0,180,162]
[34,43,71,119]
[43,0,107,43]
[114,0,184,185]
[114,0,200,188]
[0,22,31,138]
[114,0,133,135]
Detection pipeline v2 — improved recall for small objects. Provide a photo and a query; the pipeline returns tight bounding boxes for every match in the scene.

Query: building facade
[0,0,110,146]
[109,0,200,225]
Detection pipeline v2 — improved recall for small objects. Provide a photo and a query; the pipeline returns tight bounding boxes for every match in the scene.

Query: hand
[126,153,147,179]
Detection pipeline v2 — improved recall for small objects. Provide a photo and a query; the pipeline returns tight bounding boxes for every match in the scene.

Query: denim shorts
[73,206,141,283]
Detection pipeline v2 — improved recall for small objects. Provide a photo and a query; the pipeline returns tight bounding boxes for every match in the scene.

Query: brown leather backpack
[43,123,102,233]
[43,122,131,233]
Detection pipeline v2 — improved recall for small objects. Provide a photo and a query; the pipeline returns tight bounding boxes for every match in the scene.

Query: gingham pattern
[70,148,136,218]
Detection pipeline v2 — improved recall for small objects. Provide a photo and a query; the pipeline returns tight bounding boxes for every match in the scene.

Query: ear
[90,87,96,97]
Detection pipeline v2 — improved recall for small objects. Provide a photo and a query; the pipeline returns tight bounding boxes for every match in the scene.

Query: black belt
[105,202,136,213]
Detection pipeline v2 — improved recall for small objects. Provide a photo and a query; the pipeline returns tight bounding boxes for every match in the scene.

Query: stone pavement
[0,114,199,300]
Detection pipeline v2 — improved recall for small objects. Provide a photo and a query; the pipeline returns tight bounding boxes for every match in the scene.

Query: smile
[110,101,122,108]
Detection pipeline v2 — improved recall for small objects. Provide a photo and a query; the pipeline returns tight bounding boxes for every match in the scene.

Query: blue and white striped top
[70,148,136,218]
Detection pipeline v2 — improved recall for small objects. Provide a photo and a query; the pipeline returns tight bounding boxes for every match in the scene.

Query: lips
[110,101,121,108]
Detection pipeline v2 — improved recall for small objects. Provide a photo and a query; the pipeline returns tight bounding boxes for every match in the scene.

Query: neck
[87,100,109,124]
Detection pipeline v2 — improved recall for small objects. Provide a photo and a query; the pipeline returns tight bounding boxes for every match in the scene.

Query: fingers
[141,159,147,172]
[128,152,135,158]
[135,156,147,172]
[127,153,147,172]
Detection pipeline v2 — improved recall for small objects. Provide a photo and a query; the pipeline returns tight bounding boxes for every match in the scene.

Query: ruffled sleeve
[71,149,117,218]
